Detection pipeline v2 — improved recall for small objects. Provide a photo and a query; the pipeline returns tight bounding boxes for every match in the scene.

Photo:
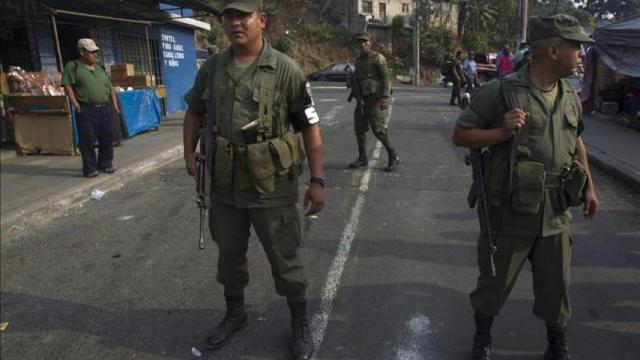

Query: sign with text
[161,33,185,68]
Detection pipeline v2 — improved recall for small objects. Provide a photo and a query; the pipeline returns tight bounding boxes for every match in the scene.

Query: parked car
[474,52,498,84]
[308,63,354,82]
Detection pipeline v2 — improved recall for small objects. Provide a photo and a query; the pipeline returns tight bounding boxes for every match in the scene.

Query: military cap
[529,14,594,43]
[223,0,263,13]
[355,32,371,41]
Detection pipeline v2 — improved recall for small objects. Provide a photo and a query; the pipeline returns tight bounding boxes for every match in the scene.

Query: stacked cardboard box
[110,64,155,88]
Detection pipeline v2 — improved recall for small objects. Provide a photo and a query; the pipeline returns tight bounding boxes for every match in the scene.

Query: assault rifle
[466,149,497,277]
[195,142,207,250]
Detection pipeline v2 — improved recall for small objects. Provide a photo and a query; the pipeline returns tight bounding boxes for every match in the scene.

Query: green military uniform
[350,33,398,168]
[185,40,312,302]
[457,15,594,333]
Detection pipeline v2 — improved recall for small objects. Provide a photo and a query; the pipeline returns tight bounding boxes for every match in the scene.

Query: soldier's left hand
[380,99,389,110]
[304,183,325,215]
[583,188,598,219]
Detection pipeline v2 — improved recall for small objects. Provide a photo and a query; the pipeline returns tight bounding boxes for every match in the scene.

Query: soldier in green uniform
[452,14,599,360]
[182,1,324,359]
[348,32,400,172]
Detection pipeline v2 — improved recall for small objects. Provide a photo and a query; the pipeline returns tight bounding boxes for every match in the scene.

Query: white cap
[77,38,99,51]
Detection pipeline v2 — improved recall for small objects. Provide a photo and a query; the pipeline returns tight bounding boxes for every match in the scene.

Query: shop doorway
[56,22,91,65]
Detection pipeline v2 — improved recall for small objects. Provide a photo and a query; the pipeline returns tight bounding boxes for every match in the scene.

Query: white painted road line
[320,104,345,127]
[394,315,434,360]
[312,86,348,90]
[311,98,396,355]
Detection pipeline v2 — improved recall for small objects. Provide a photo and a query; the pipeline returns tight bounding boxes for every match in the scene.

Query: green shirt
[185,41,310,208]
[352,50,390,99]
[61,60,113,104]
[457,65,584,237]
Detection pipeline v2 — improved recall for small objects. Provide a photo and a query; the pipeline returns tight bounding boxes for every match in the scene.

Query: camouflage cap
[529,14,594,43]
[223,0,263,13]
[355,32,371,41]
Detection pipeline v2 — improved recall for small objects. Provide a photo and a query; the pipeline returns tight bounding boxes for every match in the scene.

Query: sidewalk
[1,115,185,239]
[582,113,640,190]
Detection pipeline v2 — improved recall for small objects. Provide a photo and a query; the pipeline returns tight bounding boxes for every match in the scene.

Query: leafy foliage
[423,26,455,65]
[273,36,292,53]
[574,0,640,21]
[301,23,334,44]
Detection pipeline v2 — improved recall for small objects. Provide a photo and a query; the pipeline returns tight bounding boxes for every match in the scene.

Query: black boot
[544,325,571,360]
[288,300,314,360]
[205,295,248,350]
[384,152,400,172]
[471,314,493,360]
[348,157,368,169]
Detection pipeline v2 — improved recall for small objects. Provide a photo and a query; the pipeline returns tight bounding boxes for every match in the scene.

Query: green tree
[463,0,498,33]
[574,0,640,20]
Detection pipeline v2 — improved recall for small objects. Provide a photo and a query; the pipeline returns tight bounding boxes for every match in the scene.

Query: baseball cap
[355,32,370,41]
[223,0,263,13]
[77,38,100,51]
[529,14,594,43]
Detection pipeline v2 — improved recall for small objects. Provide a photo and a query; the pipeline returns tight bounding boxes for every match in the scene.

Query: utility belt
[509,159,589,214]
[212,132,305,195]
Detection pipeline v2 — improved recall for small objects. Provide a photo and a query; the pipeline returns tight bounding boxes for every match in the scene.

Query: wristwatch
[310,176,325,188]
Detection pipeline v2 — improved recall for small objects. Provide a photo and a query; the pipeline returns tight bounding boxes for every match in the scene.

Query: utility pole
[519,0,528,47]
[413,10,421,85]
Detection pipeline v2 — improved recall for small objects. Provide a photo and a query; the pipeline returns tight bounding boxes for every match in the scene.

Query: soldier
[348,32,400,172]
[452,14,599,360]
[182,1,324,359]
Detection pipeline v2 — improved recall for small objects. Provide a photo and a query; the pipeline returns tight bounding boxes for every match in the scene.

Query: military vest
[200,44,305,206]
[354,51,385,98]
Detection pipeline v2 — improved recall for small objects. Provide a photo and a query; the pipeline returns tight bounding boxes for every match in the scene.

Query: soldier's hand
[502,109,528,135]
[303,183,325,215]
[185,152,198,177]
[380,99,389,110]
[583,187,598,219]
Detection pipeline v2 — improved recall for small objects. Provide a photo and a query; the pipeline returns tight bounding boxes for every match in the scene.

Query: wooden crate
[14,113,75,155]
[110,64,135,76]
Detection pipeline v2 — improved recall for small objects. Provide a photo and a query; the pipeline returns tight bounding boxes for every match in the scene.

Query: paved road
[2,85,639,360]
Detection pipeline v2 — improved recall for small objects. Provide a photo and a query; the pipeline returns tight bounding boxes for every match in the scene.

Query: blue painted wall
[155,23,197,114]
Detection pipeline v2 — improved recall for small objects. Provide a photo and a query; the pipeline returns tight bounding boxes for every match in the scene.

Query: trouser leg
[365,99,396,158]
[530,231,572,327]
[76,107,98,175]
[450,80,461,104]
[353,102,369,160]
[96,106,114,170]
[249,204,307,302]
[210,202,251,298]
[470,233,535,317]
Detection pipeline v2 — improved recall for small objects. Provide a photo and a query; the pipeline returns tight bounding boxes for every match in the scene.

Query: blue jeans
[77,103,114,175]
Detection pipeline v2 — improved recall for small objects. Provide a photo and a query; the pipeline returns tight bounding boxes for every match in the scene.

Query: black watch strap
[310,176,325,187]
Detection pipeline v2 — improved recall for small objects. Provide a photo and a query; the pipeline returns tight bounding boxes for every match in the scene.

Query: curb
[1,145,183,240]
[586,145,640,192]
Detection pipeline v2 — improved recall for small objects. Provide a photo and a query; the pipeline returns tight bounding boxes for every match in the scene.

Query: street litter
[191,346,202,357]
[90,189,106,201]
[118,215,135,221]
[0,322,9,331]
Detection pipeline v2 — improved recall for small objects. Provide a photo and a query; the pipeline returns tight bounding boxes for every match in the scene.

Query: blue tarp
[118,89,162,137]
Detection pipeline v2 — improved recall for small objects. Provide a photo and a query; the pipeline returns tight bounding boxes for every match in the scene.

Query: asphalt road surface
[2,84,639,360]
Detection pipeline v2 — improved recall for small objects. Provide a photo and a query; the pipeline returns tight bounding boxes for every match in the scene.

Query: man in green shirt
[183,1,324,359]
[452,15,599,360]
[61,38,120,178]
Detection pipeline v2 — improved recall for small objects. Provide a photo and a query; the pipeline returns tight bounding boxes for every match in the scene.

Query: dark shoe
[384,156,400,172]
[205,296,248,350]
[544,325,571,360]
[471,314,494,360]
[348,157,368,169]
[99,167,118,174]
[288,300,314,360]
[86,171,99,178]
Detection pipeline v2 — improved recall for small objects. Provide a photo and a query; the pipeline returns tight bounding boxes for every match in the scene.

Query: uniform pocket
[511,160,545,214]
[214,136,234,189]
[246,141,276,194]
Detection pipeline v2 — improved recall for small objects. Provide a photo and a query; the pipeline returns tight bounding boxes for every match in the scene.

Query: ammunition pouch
[511,160,546,215]
[562,160,588,207]
[247,141,277,194]
[213,136,234,189]
[244,132,305,195]
[361,79,379,97]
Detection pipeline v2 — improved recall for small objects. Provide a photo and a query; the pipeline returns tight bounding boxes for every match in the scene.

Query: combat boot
[288,300,314,360]
[471,314,494,360]
[544,325,571,360]
[348,157,369,169]
[205,295,248,350]
[384,150,400,172]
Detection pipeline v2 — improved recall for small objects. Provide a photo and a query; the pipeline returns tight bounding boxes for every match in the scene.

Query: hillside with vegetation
[196,0,639,84]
